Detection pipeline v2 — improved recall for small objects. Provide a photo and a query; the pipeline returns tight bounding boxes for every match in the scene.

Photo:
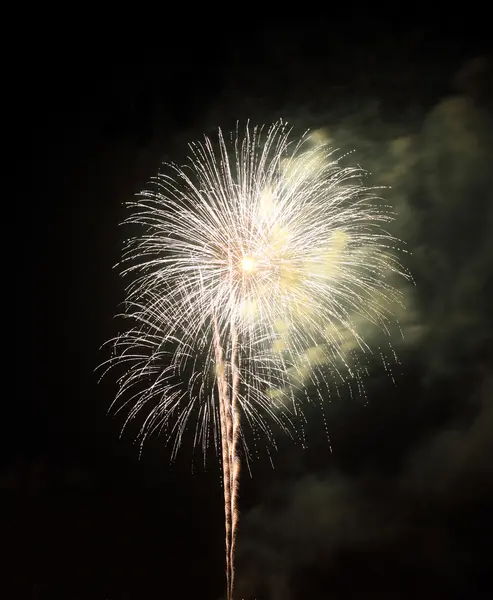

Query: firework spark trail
[212,316,232,598]
[100,120,411,600]
[212,313,240,600]
[229,322,240,600]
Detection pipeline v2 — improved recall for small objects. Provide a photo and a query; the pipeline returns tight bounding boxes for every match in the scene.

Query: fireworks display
[100,121,410,599]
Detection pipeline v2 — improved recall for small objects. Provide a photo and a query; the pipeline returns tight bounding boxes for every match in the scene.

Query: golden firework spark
[100,120,410,600]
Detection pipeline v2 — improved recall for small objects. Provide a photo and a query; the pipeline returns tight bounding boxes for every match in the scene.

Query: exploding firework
[100,121,410,600]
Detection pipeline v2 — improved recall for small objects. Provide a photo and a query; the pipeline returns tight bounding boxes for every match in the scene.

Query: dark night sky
[12,15,493,600]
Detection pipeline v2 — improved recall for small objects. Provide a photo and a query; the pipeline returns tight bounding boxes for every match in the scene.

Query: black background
[12,13,493,600]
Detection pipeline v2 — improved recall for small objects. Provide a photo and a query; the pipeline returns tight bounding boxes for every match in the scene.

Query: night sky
[12,15,493,600]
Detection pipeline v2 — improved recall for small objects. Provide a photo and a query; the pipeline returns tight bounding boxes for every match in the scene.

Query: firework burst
[100,120,410,599]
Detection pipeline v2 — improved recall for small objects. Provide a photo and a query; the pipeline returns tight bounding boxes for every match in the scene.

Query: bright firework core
[240,255,256,273]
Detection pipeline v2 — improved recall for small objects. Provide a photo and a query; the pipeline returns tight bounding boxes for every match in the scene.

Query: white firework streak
[99,120,410,600]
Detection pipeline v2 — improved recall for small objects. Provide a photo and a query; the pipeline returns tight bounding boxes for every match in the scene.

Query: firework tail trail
[212,316,232,598]
[229,321,240,600]
[212,315,240,600]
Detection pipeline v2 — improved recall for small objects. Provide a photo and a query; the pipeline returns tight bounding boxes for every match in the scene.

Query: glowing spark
[99,120,411,600]
[241,256,256,273]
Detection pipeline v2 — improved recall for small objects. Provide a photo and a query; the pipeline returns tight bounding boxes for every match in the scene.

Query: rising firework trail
[100,121,410,600]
